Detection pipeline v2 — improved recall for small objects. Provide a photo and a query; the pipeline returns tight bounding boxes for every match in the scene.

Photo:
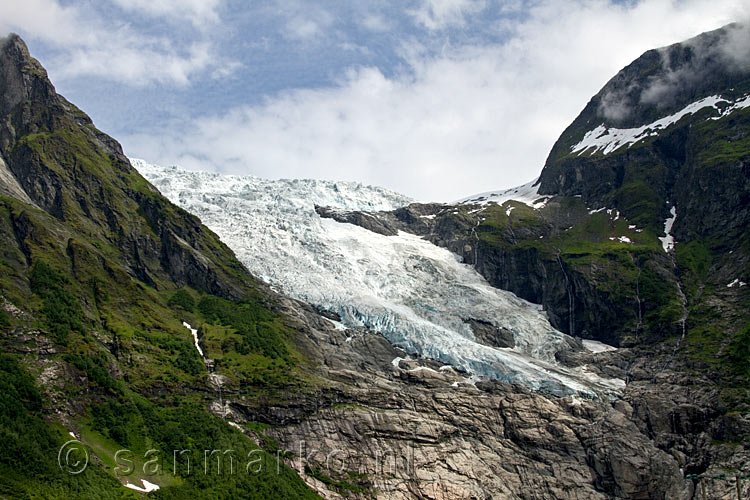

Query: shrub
[725,323,750,378]
[168,289,195,312]
[197,296,289,360]
[29,261,83,343]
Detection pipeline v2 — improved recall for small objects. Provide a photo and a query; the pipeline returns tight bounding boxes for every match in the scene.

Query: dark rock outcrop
[0,33,254,300]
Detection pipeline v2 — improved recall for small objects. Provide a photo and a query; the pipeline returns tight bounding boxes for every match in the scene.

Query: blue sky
[1,0,747,200]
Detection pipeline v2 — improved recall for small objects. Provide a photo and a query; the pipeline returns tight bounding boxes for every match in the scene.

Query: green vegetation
[0,51,319,498]
[0,355,129,499]
[725,323,750,378]
[197,296,290,361]
[470,196,680,340]
[168,289,196,312]
[30,261,85,344]
[694,109,750,168]
[0,351,319,499]
[64,351,123,395]
[80,386,319,500]
[0,309,9,329]
[675,240,712,302]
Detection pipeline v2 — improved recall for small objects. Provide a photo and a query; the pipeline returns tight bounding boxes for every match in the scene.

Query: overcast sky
[1,0,747,201]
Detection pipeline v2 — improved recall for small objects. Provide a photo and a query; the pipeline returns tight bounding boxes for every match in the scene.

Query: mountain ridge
[0,32,325,499]
[1,26,749,500]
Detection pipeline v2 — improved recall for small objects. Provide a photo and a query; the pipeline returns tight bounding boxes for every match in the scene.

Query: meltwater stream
[135,159,623,398]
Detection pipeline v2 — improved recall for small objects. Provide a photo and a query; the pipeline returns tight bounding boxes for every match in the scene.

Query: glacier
[134,159,623,398]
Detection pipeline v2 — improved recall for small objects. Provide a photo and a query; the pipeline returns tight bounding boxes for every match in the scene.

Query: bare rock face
[216,298,749,500]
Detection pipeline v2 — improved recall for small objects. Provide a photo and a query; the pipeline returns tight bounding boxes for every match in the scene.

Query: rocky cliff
[291,24,750,498]
[0,33,321,499]
[1,28,749,500]
[316,24,750,357]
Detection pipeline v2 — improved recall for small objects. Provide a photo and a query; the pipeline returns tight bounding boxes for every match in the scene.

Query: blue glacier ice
[135,159,623,398]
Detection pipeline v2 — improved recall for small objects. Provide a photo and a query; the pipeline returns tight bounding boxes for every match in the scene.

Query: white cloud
[273,1,334,42]
[124,0,746,201]
[410,0,488,30]
[0,0,231,86]
[107,0,223,27]
[361,14,391,32]
[284,17,326,40]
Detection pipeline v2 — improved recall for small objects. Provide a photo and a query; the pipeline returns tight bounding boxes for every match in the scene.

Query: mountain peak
[591,22,750,130]
[1,32,29,58]
[537,22,750,248]
[0,32,50,98]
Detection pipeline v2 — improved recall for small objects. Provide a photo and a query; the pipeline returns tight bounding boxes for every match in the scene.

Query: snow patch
[408,366,439,374]
[323,316,347,331]
[182,321,204,357]
[568,395,584,406]
[609,236,632,244]
[456,179,549,209]
[711,94,750,119]
[572,95,731,156]
[659,206,677,252]
[125,480,160,493]
[727,279,747,288]
[228,421,245,432]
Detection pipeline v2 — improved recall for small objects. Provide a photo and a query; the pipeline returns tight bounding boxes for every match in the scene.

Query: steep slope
[3,29,749,500]
[0,34,321,499]
[136,160,625,398]
[533,22,750,385]
[316,183,681,347]
[263,25,750,498]
[539,22,750,244]
[135,162,729,500]
[316,24,750,375]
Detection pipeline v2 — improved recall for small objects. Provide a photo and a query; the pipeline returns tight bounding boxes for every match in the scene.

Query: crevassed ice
[572,94,749,156]
[134,159,622,397]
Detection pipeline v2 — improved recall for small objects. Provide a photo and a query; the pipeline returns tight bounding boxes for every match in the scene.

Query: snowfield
[455,178,549,208]
[135,159,623,397]
[571,94,750,156]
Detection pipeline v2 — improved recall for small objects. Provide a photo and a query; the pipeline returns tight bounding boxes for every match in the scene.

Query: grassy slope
[0,62,320,498]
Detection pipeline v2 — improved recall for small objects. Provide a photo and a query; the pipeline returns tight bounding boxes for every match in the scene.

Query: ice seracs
[137,160,623,398]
